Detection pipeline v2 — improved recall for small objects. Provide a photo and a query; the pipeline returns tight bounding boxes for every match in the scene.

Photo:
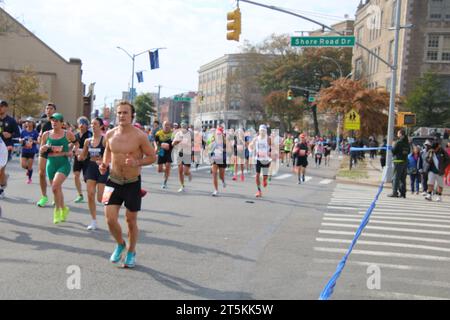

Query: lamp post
[116,46,167,104]
[320,56,343,79]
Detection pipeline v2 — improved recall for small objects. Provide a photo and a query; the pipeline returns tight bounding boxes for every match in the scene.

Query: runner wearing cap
[250,125,272,198]
[155,121,174,189]
[40,113,77,224]
[172,121,193,192]
[0,100,20,199]
[293,133,309,184]
[19,118,39,184]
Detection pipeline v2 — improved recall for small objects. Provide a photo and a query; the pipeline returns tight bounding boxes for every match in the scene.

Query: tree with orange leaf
[317,79,397,138]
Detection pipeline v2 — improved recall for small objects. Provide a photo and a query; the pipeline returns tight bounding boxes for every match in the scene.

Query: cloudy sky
[2,0,360,109]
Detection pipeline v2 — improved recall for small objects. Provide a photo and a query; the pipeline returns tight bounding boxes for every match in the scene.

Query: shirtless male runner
[99,101,156,268]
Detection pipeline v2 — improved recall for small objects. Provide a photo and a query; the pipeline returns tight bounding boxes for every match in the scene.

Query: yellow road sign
[344,109,361,130]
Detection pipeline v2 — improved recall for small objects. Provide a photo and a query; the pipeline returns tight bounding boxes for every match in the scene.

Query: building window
[428,35,440,48]
[426,34,450,62]
[357,26,364,44]
[355,58,363,79]
[427,51,439,61]
[428,0,450,20]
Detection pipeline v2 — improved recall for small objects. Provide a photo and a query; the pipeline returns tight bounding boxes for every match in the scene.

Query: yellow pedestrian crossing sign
[344,109,360,130]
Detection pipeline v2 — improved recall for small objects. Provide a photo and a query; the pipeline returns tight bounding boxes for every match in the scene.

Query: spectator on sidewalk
[420,140,432,195]
[388,129,410,198]
[369,136,378,159]
[445,142,450,187]
[407,145,421,195]
[380,138,387,169]
[425,142,450,202]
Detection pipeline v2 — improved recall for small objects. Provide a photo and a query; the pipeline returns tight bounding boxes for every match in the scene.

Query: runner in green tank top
[40,113,77,224]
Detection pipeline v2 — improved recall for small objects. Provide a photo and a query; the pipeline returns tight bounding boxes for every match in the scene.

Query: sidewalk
[335,154,449,196]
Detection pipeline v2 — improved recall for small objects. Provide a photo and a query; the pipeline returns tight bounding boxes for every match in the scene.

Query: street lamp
[320,56,343,79]
[116,46,167,104]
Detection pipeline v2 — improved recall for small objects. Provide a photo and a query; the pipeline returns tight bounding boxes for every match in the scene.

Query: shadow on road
[132,264,254,300]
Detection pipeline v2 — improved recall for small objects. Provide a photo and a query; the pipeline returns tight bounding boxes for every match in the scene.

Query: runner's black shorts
[158,153,172,164]
[294,156,308,168]
[21,152,36,160]
[212,161,227,169]
[105,176,142,212]
[73,158,88,174]
[256,160,271,174]
[84,161,109,184]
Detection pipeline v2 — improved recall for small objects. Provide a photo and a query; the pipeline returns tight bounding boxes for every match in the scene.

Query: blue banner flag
[149,50,160,70]
[136,71,144,83]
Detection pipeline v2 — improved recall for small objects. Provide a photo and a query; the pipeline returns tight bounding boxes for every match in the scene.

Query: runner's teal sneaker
[123,251,136,269]
[37,196,48,207]
[74,195,84,203]
[110,242,126,264]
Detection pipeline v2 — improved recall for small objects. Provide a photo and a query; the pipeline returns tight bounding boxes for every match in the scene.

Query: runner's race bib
[102,186,115,204]
[89,148,101,158]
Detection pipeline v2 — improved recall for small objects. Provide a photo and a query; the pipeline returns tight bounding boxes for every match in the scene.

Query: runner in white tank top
[250,125,272,198]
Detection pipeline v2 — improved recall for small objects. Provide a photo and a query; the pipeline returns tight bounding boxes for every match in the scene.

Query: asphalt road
[1,154,449,300]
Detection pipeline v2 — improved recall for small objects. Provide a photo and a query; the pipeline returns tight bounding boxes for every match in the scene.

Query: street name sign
[174,96,192,102]
[291,36,355,47]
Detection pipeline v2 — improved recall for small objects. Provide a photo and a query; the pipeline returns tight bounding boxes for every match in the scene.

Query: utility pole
[384,0,402,182]
[156,85,162,121]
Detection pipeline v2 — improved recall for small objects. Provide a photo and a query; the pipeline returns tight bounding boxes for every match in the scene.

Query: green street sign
[308,96,316,103]
[174,96,192,102]
[291,36,355,47]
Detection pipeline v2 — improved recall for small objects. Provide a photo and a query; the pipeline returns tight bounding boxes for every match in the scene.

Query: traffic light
[396,112,416,127]
[227,8,241,42]
[287,89,294,100]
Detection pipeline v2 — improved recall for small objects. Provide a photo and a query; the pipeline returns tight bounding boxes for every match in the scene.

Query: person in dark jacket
[419,140,432,195]
[388,129,410,198]
[407,145,421,195]
[380,138,387,169]
[425,142,450,202]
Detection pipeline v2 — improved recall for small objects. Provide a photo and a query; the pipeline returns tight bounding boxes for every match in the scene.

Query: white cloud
[3,0,360,108]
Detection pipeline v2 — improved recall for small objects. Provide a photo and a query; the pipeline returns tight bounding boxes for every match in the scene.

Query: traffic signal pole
[384,0,402,182]
[238,0,406,182]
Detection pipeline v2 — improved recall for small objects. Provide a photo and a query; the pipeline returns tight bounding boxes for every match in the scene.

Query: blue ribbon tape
[318,176,387,300]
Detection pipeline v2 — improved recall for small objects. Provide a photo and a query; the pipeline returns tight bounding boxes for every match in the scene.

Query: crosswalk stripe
[323,217,450,229]
[319,179,333,184]
[314,247,450,262]
[322,222,450,236]
[316,238,450,253]
[316,183,450,298]
[357,211,450,220]
[313,258,432,272]
[274,174,292,180]
[326,205,361,210]
[318,229,450,245]
[324,213,450,224]
[330,200,449,209]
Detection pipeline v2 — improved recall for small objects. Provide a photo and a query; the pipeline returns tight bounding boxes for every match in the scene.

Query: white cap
[259,124,267,131]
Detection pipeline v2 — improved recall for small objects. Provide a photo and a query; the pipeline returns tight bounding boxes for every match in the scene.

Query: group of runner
[0,99,327,268]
